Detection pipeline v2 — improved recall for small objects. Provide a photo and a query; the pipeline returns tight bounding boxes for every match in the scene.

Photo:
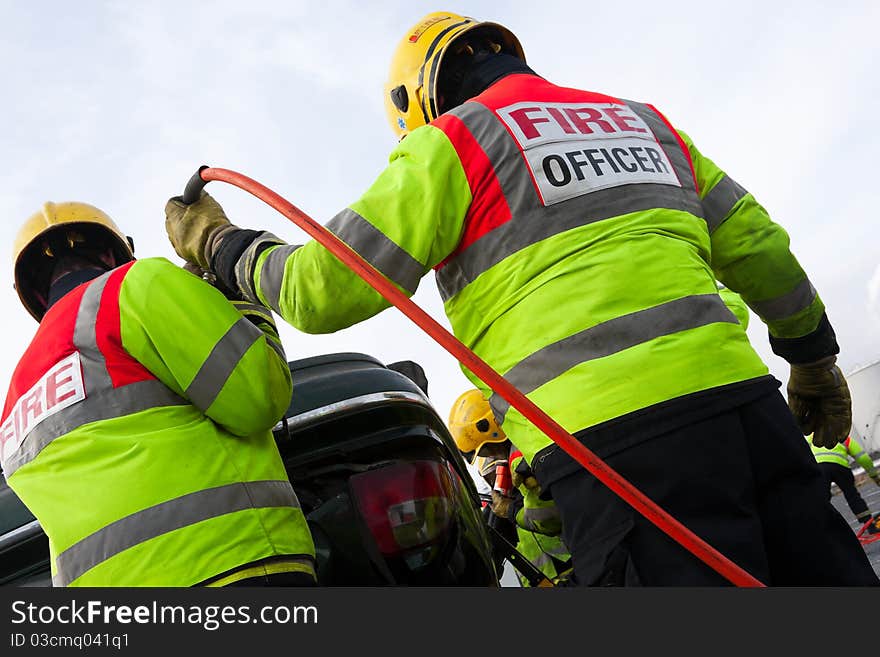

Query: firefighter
[1,202,316,586]
[807,433,880,534]
[448,389,572,586]
[165,11,878,585]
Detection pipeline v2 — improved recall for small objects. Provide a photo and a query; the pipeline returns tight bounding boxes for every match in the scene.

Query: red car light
[350,460,454,557]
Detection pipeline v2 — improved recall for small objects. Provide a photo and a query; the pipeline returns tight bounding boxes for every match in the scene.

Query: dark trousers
[544,391,878,586]
[819,462,872,522]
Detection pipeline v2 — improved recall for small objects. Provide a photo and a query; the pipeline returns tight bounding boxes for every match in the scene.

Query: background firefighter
[164,11,877,585]
[807,433,880,534]
[449,389,572,586]
[1,202,315,586]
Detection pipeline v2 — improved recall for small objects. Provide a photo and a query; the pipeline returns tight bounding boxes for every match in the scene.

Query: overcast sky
[2,0,879,440]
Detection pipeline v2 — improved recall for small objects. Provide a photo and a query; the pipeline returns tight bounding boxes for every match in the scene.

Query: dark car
[0,352,499,587]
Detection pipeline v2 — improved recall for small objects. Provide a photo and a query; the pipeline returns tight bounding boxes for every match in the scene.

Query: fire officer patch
[496,101,681,206]
[0,352,85,464]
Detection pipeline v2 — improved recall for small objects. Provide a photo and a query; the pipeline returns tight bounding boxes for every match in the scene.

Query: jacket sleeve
[234,124,473,334]
[717,285,750,330]
[847,437,878,477]
[510,452,563,536]
[678,129,838,364]
[117,258,292,437]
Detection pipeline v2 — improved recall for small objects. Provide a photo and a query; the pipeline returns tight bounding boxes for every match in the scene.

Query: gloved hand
[490,490,519,521]
[165,191,239,270]
[787,356,852,449]
[511,470,540,491]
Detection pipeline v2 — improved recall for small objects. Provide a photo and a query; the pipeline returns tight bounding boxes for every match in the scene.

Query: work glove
[490,490,521,522]
[165,191,239,270]
[787,356,852,449]
[511,469,540,491]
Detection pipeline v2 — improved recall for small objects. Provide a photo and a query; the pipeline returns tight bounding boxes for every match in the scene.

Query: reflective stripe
[232,303,287,363]
[73,270,113,395]
[746,278,816,322]
[435,102,704,301]
[532,552,554,569]
[203,557,316,587]
[53,479,300,586]
[257,243,301,315]
[325,209,426,295]
[701,174,748,233]
[522,506,560,522]
[233,302,273,319]
[185,317,262,411]
[521,505,560,530]
[531,541,569,563]
[234,231,288,306]
[490,293,737,421]
[543,542,570,559]
[2,380,187,477]
[813,450,846,460]
[265,334,287,364]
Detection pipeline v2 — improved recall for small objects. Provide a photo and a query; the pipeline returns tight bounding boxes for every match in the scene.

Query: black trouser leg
[546,391,879,586]
[821,462,871,522]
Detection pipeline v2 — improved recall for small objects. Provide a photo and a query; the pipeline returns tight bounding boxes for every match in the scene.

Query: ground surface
[830,476,880,578]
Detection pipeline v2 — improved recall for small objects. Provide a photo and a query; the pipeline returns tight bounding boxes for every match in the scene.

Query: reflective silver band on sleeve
[701,175,748,233]
[520,505,561,530]
[232,231,288,305]
[185,317,262,411]
[325,209,426,295]
[254,243,301,316]
[745,278,817,322]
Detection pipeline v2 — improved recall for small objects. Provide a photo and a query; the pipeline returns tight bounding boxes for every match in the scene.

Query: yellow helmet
[384,11,525,140]
[448,389,507,461]
[13,201,135,321]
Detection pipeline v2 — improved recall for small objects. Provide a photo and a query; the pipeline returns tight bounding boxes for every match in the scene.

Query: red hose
[198,166,765,587]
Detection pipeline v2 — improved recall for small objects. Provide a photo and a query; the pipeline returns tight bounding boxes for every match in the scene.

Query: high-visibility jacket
[509,450,570,586]
[238,73,823,465]
[0,258,315,586]
[718,286,750,330]
[808,434,879,478]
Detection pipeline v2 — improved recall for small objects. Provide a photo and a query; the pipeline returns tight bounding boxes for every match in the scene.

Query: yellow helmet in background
[13,201,135,321]
[448,388,507,461]
[384,11,525,140]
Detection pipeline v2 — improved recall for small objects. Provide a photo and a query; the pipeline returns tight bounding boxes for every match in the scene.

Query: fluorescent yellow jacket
[236,74,825,465]
[1,258,315,586]
[808,434,878,478]
[509,450,570,586]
